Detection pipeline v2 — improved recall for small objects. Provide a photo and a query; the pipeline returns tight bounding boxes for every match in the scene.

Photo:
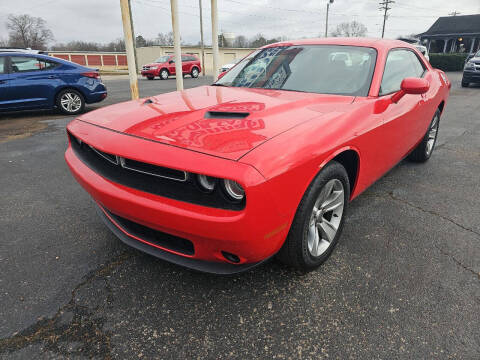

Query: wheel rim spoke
[306,178,345,257]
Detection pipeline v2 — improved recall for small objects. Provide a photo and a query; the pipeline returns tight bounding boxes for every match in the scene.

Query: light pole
[325,0,334,38]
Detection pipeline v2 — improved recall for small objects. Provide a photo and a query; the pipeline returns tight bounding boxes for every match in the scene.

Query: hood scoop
[204,111,249,119]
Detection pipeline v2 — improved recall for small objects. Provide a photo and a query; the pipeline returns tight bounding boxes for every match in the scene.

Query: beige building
[135,46,256,75]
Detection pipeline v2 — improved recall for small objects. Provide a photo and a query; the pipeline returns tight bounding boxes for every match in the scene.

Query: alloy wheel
[426,114,439,156]
[60,92,82,113]
[307,179,345,257]
[160,70,168,79]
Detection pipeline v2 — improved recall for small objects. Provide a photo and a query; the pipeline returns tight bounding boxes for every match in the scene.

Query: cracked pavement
[0,73,479,359]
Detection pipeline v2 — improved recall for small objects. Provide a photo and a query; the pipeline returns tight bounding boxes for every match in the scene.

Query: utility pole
[211,0,219,79]
[448,11,461,16]
[170,0,183,91]
[199,0,205,76]
[120,0,139,100]
[325,0,334,37]
[379,0,394,38]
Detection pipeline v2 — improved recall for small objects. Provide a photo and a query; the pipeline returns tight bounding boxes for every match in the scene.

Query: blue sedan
[0,52,107,115]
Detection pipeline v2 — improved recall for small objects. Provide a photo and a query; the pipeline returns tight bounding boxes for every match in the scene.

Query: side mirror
[169,60,174,64]
[217,71,227,80]
[391,77,430,103]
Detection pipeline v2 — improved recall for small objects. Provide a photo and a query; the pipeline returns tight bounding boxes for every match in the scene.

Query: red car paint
[66,38,450,272]
[141,54,201,78]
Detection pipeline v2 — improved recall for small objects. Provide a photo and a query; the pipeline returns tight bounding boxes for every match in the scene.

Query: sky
[1,0,480,46]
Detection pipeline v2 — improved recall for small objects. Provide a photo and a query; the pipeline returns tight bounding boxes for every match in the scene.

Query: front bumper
[141,70,158,77]
[462,70,480,83]
[65,120,290,273]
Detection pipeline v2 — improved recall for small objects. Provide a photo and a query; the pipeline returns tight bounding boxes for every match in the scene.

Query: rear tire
[56,89,85,115]
[461,80,469,87]
[276,161,350,271]
[407,109,440,163]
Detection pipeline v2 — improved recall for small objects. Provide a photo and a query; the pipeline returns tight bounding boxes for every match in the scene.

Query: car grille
[142,66,150,70]
[103,207,195,255]
[68,132,245,211]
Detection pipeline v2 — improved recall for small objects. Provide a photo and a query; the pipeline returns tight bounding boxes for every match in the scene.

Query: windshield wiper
[211,83,229,87]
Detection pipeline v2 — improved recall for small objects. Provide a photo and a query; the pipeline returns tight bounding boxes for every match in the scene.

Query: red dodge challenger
[65,38,450,274]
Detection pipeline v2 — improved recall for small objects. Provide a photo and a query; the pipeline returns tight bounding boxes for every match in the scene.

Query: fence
[48,51,128,71]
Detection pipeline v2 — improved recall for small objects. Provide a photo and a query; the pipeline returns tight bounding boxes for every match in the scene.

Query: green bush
[429,53,469,71]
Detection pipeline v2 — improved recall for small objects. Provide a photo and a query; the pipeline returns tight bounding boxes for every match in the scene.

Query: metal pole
[211,0,220,79]
[381,5,387,38]
[170,0,184,91]
[120,0,139,100]
[325,2,329,37]
[199,0,206,76]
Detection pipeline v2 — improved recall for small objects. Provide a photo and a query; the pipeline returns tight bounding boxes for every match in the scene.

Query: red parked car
[141,54,201,80]
[66,38,450,274]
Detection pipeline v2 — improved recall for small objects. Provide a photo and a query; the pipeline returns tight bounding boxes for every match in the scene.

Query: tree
[6,14,53,49]
[250,34,268,48]
[330,21,367,37]
[156,32,175,46]
[233,35,248,48]
[135,35,147,47]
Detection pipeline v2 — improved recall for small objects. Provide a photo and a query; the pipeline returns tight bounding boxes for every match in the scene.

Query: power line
[379,0,394,38]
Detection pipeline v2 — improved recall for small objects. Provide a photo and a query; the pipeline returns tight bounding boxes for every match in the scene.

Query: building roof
[419,14,480,36]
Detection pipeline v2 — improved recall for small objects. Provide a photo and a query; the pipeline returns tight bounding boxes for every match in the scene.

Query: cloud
[0,0,479,46]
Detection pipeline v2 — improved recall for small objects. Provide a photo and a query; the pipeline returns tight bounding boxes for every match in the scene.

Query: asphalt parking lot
[0,73,479,359]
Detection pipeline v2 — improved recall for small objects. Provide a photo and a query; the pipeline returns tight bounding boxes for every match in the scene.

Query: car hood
[144,63,164,67]
[77,86,354,160]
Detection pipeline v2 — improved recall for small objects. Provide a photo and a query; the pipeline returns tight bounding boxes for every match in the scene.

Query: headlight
[151,66,158,70]
[223,179,245,201]
[465,61,475,70]
[197,174,216,192]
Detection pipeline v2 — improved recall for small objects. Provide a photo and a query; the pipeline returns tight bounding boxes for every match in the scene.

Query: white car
[414,45,429,61]
[220,58,240,73]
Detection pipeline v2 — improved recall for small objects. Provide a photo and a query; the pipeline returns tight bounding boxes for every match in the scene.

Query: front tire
[276,161,350,271]
[56,89,85,115]
[407,109,440,163]
[159,69,169,80]
[191,67,199,78]
[461,79,469,87]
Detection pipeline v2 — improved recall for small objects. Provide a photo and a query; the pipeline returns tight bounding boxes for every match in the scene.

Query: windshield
[476,50,480,57]
[215,45,377,96]
[154,55,170,63]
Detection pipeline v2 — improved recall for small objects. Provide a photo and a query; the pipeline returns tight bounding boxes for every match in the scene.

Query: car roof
[263,37,415,51]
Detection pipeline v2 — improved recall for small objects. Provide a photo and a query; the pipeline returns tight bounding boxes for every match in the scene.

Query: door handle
[47,75,57,79]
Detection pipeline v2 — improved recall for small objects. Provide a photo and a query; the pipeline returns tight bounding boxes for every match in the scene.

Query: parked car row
[0,52,107,114]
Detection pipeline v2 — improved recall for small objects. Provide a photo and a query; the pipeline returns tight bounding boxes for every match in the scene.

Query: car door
[377,49,429,168]
[0,56,11,110]
[167,56,176,75]
[181,55,189,74]
[8,55,62,109]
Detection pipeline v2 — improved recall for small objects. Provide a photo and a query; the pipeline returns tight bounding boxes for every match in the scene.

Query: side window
[181,55,188,62]
[406,51,425,78]
[380,49,425,96]
[39,59,59,70]
[11,56,42,73]
[0,57,5,74]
